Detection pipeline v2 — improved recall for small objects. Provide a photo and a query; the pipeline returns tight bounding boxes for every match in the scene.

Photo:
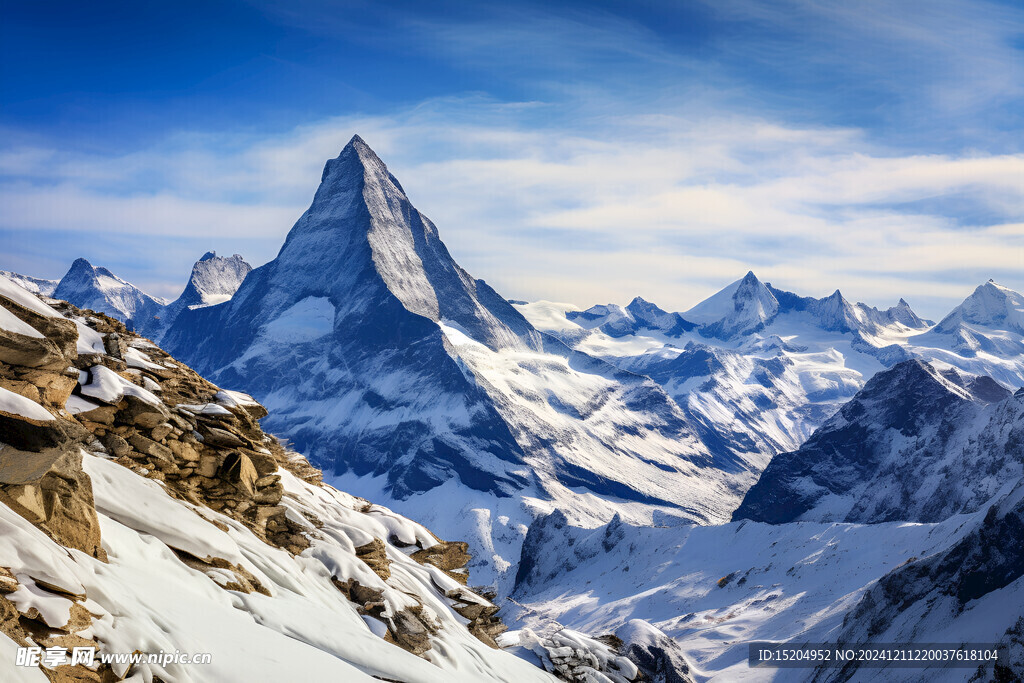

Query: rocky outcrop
[813,479,1024,682]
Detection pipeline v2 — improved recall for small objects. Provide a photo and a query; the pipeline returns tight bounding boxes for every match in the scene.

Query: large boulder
[0,444,105,560]
[0,292,78,367]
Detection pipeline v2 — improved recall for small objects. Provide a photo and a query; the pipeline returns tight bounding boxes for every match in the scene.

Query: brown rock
[0,298,79,361]
[0,379,40,402]
[0,446,105,560]
[169,413,194,431]
[77,402,117,426]
[225,452,259,496]
[254,474,280,489]
[103,333,126,359]
[168,439,201,462]
[389,607,435,656]
[19,370,77,407]
[0,326,67,368]
[127,433,173,462]
[355,538,391,581]
[410,541,472,585]
[100,434,130,458]
[253,483,284,505]
[118,394,170,428]
[0,567,17,594]
[0,440,66,483]
[198,454,224,478]
[150,422,173,441]
[242,448,279,477]
[200,425,246,448]
[0,411,62,451]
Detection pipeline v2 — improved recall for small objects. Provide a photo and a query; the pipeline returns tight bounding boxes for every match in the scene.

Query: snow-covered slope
[516,277,927,476]
[508,507,989,682]
[179,251,251,309]
[693,271,780,340]
[0,271,58,296]
[163,136,748,587]
[0,278,567,683]
[53,258,167,326]
[733,360,1021,524]
[567,297,695,338]
[138,251,252,339]
[814,478,1024,682]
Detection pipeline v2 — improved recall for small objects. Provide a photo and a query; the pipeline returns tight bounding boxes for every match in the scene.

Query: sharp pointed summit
[696,270,779,339]
[52,258,166,324]
[935,279,1024,335]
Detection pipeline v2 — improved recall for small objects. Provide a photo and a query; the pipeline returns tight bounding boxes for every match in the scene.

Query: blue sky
[1,0,1022,318]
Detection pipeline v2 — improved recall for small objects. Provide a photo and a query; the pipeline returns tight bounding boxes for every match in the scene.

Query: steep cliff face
[0,274,568,683]
[734,360,1021,524]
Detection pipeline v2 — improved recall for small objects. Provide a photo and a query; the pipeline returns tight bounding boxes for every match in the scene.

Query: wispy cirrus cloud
[2,97,1021,315]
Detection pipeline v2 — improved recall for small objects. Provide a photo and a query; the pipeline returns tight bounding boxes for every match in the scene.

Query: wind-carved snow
[509,508,990,682]
[0,451,557,682]
[0,387,55,421]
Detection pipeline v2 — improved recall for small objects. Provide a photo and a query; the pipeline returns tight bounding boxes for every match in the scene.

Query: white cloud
[1,99,1021,319]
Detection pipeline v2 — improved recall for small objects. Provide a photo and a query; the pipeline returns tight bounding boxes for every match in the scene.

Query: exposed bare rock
[0,445,104,560]
[0,283,536,681]
[411,539,473,586]
[0,409,63,451]
[355,538,392,581]
[0,567,17,594]
[172,549,270,596]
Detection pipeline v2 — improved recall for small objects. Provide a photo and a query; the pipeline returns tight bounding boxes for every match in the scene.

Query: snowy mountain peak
[182,252,251,308]
[935,279,1024,334]
[696,270,779,339]
[52,258,166,324]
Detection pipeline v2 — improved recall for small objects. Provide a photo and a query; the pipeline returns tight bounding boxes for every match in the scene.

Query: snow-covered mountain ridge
[518,273,1024,479]
[733,359,1022,524]
[52,258,167,325]
[509,359,1024,681]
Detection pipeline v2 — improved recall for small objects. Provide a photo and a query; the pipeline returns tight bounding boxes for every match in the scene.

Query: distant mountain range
[6,138,1024,591]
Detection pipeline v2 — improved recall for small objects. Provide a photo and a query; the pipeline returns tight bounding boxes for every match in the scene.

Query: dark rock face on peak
[814,478,1024,682]
[733,360,1020,525]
